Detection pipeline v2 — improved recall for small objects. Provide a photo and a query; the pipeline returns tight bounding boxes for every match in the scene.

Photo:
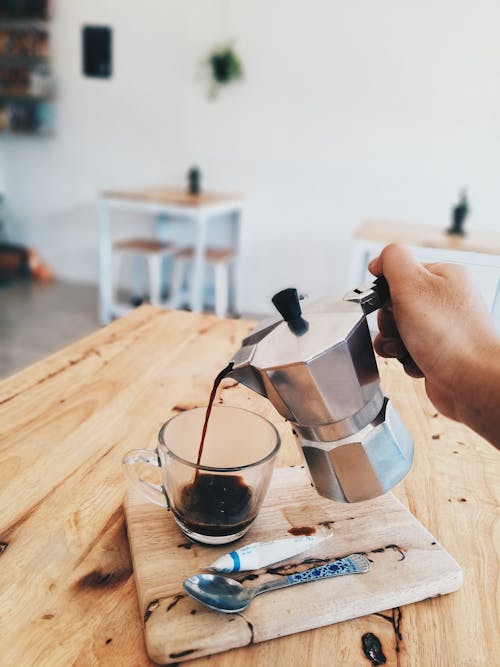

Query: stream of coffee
[195,361,234,468]
[174,361,254,538]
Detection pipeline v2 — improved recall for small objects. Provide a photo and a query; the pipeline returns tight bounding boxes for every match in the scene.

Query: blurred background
[1,0,500,376]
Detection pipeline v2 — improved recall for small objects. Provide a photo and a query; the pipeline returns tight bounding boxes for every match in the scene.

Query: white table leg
[190,214,207,313]
[155,213,169,300]
[147,255,162,307]
[213,262,228,318]
[228,209,242,316]
[98,198,113,325]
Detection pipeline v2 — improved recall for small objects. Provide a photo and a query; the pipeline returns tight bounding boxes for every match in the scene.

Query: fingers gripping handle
[371,275,390,309]
[122,449,169,508]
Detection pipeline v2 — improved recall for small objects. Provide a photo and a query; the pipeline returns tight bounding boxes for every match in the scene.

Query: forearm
[454,341,500,450]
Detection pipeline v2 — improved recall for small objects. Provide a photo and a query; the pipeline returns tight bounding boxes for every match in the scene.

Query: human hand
[368,244,498,423]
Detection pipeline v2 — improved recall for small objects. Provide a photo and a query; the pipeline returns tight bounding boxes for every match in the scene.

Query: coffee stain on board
[166,593,185,612]
[235,614,254,645]
[172,402,201,413]
[239,572,260,583]
[387,544,406,560]
[353,544,406,565]
[169,649,197,659]
[144,599,159,623]
[361,544,405,561]
[288,525,316,536]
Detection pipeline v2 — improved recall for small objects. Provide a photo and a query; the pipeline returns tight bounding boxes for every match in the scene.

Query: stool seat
[175,246,236,262]
[113,238,178,254]
[112,237,180,310]
[112,238,237,318]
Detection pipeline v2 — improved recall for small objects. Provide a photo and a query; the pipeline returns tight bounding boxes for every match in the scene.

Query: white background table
[350,220,500,331]
[98,187,244,325]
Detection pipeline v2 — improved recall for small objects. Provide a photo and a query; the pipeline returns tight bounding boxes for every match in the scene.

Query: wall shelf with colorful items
[0,1,54,135]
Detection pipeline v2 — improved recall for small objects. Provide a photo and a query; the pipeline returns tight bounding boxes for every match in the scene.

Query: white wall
[3,0,500,313]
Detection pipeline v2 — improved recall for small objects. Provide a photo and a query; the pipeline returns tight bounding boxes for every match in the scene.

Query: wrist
[454,337,500,443]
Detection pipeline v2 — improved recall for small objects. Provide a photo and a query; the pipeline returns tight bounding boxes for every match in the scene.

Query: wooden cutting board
[124,466,462,665]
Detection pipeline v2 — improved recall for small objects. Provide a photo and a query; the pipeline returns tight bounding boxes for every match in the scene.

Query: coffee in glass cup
[122,406,280,545]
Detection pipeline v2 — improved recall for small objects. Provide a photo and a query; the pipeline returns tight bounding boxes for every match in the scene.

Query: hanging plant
[205,43,243,99]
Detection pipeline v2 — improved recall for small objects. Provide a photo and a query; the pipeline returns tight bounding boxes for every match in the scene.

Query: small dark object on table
[187,166,201,195]
[447,189,469,236]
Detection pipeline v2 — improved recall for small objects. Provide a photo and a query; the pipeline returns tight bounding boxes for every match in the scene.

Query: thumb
[368,243,423,288]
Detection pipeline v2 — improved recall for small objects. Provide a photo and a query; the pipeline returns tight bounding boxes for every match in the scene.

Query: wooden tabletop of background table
[0,306,498,666]
[356,220,500,256]
[101,187,243,208]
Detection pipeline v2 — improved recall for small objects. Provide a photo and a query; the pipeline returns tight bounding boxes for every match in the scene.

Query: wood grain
[125,467,462,664]
[0,305,498,666]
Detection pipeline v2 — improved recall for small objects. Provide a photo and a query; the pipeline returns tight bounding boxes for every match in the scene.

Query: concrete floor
[0,280,100,379]
[0,280,263,380]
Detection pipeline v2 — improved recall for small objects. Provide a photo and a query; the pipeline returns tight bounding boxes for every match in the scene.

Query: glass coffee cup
[122,406,280,545]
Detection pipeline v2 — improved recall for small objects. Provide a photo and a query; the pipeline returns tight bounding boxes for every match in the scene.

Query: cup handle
[122,448,169,508]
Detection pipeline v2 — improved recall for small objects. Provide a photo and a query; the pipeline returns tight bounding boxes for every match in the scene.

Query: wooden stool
[169,246,237,318]
[112,238,179,310]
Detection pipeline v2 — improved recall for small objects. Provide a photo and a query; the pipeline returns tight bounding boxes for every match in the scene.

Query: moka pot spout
[229,346,268,398]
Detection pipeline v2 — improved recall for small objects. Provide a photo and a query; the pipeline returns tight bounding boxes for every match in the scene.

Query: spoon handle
[255,554,371,597]
[286,553,371,585]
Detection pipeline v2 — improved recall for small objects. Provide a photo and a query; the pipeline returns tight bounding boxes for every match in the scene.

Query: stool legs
[227,260,238,316]
[147,255,163,307]
[114,249,235,317]
[168,257,187,309]
[112,251,123,310]
[132,255,143,304]
[213,262,229,318]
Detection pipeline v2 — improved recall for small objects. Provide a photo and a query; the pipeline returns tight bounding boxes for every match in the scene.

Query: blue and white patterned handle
[286,554,371,585]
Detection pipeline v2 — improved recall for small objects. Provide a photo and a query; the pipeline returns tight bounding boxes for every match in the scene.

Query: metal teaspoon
[183,553,371,613]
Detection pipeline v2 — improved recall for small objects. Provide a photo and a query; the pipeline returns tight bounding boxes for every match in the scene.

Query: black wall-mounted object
[82,26,112,78]
[0,0,49,20]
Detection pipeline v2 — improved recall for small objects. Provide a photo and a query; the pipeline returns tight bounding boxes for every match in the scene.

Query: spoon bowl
[184,574,253,613]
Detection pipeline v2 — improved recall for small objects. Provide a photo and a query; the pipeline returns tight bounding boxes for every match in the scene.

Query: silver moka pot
[229,278,413,503]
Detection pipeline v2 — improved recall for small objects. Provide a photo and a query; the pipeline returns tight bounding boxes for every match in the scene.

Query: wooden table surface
[0,306,498,666]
